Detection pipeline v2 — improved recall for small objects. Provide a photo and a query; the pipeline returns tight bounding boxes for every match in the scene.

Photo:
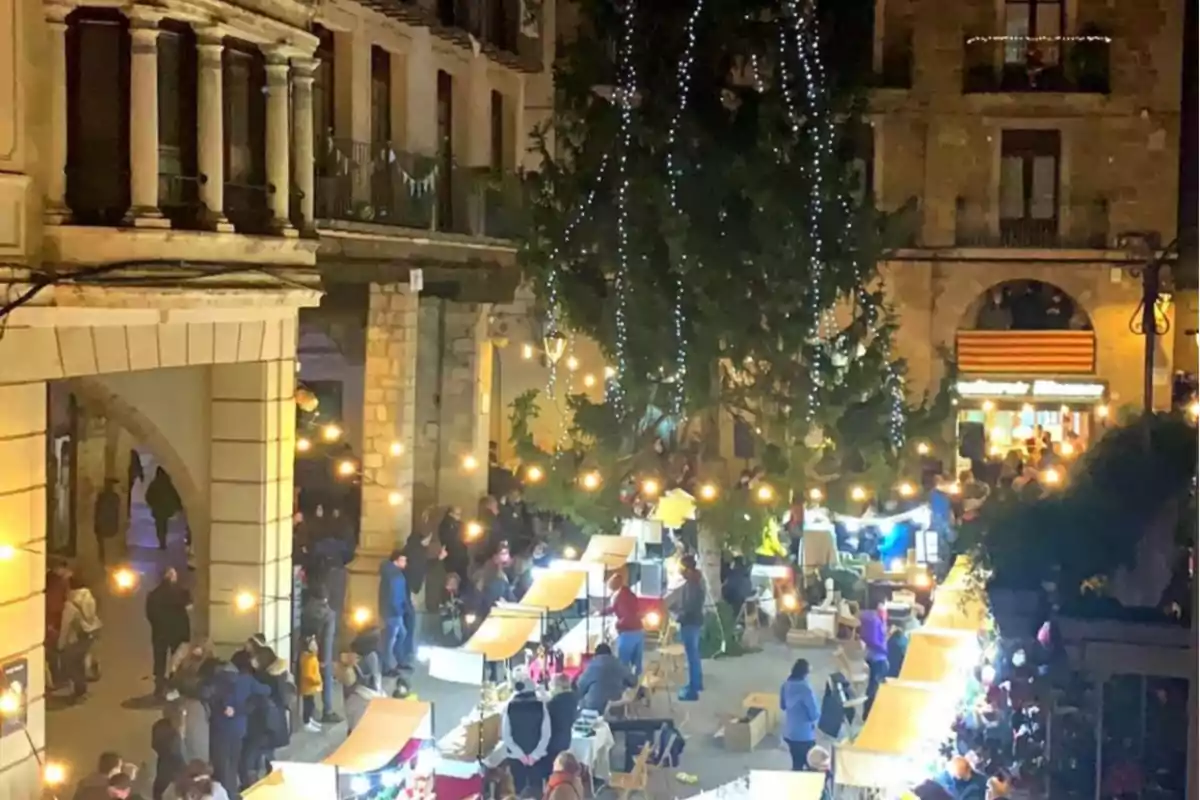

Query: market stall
[833,681,958,790]
[898,630,979,687]
[690,769,828,799]
[924,585,990,634]
[243,762,338,800]
[427,607,542,685]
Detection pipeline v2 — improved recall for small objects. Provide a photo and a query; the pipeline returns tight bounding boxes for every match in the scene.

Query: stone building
[289,0,554,612]
[871,0,1188,447]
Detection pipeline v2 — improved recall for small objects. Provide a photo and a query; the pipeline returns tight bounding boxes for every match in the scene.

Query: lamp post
[1122,233,1179,412]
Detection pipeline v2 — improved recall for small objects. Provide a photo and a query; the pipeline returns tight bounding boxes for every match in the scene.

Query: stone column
[197,31,233,231]
[0,381,50,796]
[265,53,295,236]
[208,360,296,657]
[45,9,69,222]
[349,284,418,617]
[129,15,168,227]
[290,58,317,229]
[412,299,491,519]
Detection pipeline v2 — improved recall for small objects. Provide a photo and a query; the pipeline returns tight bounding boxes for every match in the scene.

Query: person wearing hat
[544,752,586,800]
[500,675,551,796]
[668,554,707,701]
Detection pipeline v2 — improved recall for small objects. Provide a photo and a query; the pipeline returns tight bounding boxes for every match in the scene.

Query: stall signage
[957,379,1106,400]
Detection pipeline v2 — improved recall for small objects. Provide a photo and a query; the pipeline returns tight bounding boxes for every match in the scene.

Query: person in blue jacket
[204,652,269,798]
[780,658,821,771]
[377,548,411,676]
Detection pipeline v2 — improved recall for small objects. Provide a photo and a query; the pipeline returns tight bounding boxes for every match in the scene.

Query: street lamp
[1120,232,1179,412]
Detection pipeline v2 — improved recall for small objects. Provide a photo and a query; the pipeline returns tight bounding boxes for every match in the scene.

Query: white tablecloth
[569,720,615,780]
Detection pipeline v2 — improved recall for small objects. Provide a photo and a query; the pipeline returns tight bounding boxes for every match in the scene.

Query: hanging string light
[661,0,706,414]
[780,3,825,424]
[542,154,609,398]
[794,3,908,450]
[608,0,640,411]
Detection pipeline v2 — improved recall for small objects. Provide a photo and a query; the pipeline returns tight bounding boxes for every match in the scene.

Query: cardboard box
[725,707,767,752]
[787,628,829,648]
[742,692,780,732]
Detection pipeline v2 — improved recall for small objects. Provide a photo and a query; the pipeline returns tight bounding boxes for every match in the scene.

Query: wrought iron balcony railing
[315,138,524,240]
[962,34,1111,94]
[954,197,1111,249]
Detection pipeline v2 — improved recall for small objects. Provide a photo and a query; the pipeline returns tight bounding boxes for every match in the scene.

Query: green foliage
[517,1,955,535]
[959,413,1198,597]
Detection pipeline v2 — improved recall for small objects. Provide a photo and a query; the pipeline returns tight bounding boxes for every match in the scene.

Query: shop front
[955,376,1109,461]
[954,328,1108,464]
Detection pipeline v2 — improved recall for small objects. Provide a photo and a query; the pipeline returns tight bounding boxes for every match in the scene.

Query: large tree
[515,0,949,549]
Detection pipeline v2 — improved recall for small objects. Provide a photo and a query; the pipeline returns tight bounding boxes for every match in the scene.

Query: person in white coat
[59,576,102,702]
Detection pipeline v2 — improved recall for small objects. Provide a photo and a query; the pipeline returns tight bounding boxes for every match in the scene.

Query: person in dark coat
[151,703,186,800]
[203,657,269,799]
[500,676,551,796]
[93,479,121,565]
[127,450,144,513]
[146,568,192,696]
[438,507,468,583]
[575,643,635,713]
[241,654,291,786]
[145,467,183,551]
[720,556,754,616]
[300,586,340,724]
[540,674,579,783]
[308,526,353,621]
[669,554,706,701]
[402,530,444,663]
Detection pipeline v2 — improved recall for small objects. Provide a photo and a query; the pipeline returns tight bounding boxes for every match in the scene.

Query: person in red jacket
[604,569,644,676]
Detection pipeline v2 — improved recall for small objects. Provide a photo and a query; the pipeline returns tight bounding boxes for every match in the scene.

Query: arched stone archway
[960,278,1095,332]
[68,376,208,538]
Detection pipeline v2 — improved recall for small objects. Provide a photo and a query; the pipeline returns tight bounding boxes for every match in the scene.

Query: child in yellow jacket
[299,635,323,732]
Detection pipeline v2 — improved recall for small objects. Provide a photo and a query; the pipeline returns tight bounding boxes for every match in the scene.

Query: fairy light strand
[609,0,639,411]
[797,3,906,449]
[663,0,706,413]
[784,2,825,424]
[543,154,610,397]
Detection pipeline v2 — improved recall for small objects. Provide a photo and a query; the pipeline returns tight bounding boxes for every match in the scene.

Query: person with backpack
[241,653,292,785]
[59,575,102,702]
[203,654,269,798]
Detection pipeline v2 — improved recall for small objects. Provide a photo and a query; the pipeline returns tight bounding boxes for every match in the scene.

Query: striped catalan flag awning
[956,330,1096,374]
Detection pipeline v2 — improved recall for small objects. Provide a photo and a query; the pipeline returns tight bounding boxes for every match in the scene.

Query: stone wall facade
[871,0,1184,407]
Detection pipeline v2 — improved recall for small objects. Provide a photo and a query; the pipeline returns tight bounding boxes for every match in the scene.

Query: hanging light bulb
[321,423,342,442]
[580,471,602,491]
[897,482,916,498]
[521,343,535,360]
[640,478,660,497]
[850,486,868,502]
[808,487,824,502]
[698,483,718,501]
[583,373,597,388]
[296,437,312,453]
[755,484,774,503]
[543,332,567,365]
[461,454,479,472]
[525,465,544,483]
[390,441,404,457]
[565,355,580,372]
[915,442,930,456]
[388,491,403,507]
[981,400,995,412]
[604,366,616,379]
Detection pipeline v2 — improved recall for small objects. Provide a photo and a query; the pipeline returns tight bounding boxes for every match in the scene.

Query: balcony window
[65,9,130,226]
[313,26,335,149]
[1004,0,1063,68]
[999,130,1059,245]
[158,22,199,227]
[223,40,269,233]
[370,46,391,146]
[490,91,504,171]
[436,70,453,230]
